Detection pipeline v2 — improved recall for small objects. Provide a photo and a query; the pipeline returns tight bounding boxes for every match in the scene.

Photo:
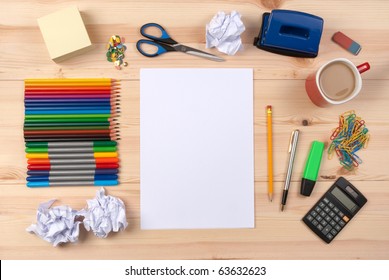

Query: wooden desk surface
[1,0,388,260]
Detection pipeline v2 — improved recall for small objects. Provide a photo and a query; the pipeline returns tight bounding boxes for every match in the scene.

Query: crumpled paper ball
[206,11,245,55]
[26,200,81,246]
[80,188,128,238]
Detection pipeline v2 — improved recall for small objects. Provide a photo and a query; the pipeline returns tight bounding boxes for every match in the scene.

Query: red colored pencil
[24,90,118,95]
[25,94,117,99]
[24,85,120,91]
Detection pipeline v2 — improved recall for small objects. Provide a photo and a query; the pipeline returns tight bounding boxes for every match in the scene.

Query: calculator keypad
[304,196,350,242]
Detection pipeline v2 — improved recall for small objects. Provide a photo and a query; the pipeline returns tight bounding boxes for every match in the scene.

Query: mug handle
[357,62,370,74]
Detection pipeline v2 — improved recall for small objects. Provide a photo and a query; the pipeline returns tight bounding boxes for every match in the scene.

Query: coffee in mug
[305,58,370,107]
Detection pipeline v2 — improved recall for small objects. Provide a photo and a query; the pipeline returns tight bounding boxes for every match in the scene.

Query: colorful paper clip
[328,110,370,170]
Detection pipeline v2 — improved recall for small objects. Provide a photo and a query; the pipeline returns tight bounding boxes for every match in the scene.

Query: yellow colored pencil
[266,105,273,202]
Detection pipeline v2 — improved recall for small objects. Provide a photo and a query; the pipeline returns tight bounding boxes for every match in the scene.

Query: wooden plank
[0,181,387,259]
[0,35,388,80]
[1,80,388,185]
[1,1,388,80]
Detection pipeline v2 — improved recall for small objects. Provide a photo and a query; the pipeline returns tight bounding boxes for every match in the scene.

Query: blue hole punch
[254,10,324,58]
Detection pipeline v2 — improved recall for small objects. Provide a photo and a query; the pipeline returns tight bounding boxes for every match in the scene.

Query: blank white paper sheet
[140,68,254,230]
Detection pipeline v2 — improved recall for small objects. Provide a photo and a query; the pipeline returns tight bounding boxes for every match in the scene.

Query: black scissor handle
[140,23,178,45]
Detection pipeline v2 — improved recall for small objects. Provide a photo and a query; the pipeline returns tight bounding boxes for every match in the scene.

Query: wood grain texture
[0,0,388,260]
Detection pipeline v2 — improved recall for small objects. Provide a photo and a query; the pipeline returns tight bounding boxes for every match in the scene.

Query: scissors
[136,23,224,62]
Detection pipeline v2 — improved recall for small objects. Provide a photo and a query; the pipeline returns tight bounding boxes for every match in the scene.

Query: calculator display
[331,187,357,212]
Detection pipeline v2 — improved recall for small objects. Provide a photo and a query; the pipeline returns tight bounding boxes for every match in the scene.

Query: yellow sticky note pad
[37,6,93,62]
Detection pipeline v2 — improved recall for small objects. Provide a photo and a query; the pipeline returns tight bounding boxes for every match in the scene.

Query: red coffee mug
[305,58,370,107]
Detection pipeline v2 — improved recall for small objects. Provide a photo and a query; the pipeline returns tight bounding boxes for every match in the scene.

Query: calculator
[302,177,367,243]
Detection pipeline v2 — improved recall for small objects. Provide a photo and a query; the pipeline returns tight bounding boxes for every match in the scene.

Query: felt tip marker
[27,180,119,188]
[300,141,325,196]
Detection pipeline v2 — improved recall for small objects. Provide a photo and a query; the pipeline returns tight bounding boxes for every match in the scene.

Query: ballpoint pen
[281,129,300,211]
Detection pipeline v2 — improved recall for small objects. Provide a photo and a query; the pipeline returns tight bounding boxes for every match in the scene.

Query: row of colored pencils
[24,78,120,187]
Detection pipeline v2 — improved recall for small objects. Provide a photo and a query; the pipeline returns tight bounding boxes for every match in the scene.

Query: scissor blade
[174,44,225,62]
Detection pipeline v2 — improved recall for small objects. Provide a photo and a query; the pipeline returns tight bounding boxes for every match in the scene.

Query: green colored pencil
[24,122,112,127]
[24,118,113,123]
[24,126,115,131]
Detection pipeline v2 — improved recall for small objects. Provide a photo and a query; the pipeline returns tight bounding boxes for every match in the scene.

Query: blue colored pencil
[24,122,113,127]
[25,109,116,115]
[25,106,113,111]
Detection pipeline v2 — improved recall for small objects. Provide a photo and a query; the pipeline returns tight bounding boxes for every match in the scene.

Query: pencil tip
[281,204,284,211]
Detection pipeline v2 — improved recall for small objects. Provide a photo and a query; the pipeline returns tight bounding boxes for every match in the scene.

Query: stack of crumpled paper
[27,188,128,246]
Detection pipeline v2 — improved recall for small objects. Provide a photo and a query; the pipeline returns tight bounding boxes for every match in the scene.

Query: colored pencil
[25,89,118,94]
[27,169,119,176]
[25,98,115,103]
[25,85,118,88]
[24,129,114,135]
[25,126,117,131]
[266,105,274,202]
[25,114,115,119]
[25,136,119,141]
[25,106,115,110]
[25,133,119,137]
[25,137,117,142]
[25,86,120,90]
[24,99,116,105]
[25,83,118,87]
[25,95,115,99]
[25,109,118,115]
[25,78,117,84]
[24,122,114,128]
[27,180,119,188]
[24,84,120,88]
[25,118,115,123]
[24,78,120,187]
